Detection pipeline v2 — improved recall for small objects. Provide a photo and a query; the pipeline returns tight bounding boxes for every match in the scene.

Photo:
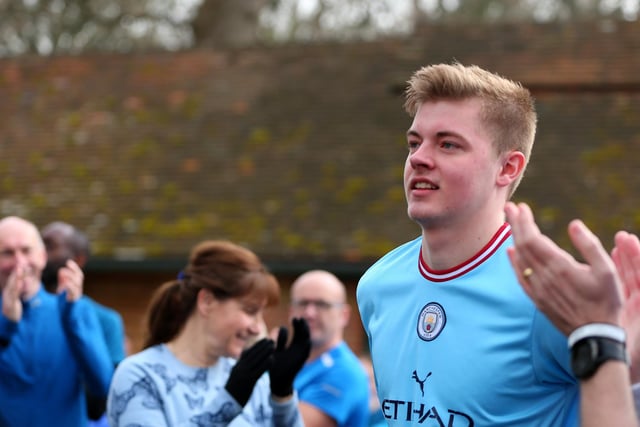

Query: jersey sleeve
[0,315,18,351]
[300,364,363,424]
[88,298,127,365]
[59,294,114,396]
[530,309,577,385]
[0,314,19,379]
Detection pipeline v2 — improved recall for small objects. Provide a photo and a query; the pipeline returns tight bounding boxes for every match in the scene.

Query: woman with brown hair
[107,240,310,426]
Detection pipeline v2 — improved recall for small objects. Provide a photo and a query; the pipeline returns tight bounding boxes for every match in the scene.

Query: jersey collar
[418,222,511,282]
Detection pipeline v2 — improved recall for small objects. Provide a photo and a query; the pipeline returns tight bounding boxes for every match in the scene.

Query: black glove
[225,338,275,406]
[269,317,312,397]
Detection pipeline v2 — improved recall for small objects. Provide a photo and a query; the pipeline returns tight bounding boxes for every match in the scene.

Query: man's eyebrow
[436,130,463,138]
[406,129,464,139]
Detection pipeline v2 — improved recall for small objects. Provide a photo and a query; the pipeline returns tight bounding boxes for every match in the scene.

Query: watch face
[571,339,598,378]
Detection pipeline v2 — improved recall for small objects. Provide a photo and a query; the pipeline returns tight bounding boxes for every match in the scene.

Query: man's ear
[497,150,527,187]
[340,304,352,328]
[36,249,48,274]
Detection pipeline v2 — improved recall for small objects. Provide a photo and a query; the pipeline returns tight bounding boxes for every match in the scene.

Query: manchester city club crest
[417,302,446,341]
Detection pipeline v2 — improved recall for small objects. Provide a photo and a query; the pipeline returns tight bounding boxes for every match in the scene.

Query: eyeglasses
[290,299,344,311]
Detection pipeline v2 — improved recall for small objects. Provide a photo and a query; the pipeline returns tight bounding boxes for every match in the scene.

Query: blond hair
[404,62,537,196]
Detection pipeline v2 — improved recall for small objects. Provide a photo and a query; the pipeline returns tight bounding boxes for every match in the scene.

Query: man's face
[0,219,46,294]
[404,98,503,230]
[41,231,73,292]
[289,273,348,350]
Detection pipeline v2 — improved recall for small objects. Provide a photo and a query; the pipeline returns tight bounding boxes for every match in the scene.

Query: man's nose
[14,252,29,268]
[409,144,435,169]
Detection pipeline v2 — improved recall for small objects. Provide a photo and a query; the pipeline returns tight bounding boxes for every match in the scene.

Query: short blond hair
[404,62,537,197]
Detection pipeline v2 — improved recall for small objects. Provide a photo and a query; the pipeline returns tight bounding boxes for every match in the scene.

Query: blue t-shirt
[368,407,387,427]
[357,224,579,426]
[294,341,370,427]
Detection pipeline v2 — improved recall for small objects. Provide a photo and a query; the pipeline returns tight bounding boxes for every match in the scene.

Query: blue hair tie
[177,270,185,280]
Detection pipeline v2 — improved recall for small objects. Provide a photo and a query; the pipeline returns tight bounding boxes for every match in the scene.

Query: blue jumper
[0,287,113,427]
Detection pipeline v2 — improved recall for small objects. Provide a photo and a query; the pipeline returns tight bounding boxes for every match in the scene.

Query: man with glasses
[289,270,370,427]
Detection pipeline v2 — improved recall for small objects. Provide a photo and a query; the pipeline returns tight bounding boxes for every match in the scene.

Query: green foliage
[335,177,365,204]
[0,0,636,57]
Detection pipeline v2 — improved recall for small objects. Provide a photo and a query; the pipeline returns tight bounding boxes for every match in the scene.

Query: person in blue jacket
[0,216,113,427]
[41,221,127,426]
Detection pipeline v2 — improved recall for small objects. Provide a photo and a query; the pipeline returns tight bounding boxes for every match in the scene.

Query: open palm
[612,230,640,383]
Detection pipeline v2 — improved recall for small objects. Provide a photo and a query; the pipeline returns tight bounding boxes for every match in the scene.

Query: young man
[357,63,579,426]
[0,216,113,426]
[290,270,370,427]
[505,201,639,427]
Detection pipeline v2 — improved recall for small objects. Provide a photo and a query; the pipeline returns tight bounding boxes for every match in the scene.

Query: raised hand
[269,317,311,397]
[56,259,84,302]
[225,337,275,407]
[505,202,623,335]
[2,266,27,322]
[612,230,640,382]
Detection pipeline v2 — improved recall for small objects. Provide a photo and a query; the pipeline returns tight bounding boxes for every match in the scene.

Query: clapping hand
[225,338,275,406]
[56,259,84,302]
[269,317,311,397]
[612,231,640,383]
[505,202,623,335]
[2,266,27,322]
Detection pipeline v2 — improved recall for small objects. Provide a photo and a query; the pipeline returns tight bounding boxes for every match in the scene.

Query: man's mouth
[413,181,438,190]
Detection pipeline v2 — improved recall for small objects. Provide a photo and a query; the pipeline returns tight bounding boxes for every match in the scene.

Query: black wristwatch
[570,336,629,380]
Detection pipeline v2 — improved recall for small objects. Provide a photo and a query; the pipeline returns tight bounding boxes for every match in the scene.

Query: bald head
[0,216,42,242]
[289,270,350,357]
[290,270,347,303]
[0,216,46,295]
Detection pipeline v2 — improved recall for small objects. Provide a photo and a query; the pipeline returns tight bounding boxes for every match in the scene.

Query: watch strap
[571,336,629,380]
[568,323,626,348]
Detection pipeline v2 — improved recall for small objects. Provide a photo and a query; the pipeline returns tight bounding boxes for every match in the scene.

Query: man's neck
[22,280,42,301]
[420,213,506,271]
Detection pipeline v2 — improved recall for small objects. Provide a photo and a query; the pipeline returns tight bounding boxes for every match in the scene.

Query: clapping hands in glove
[225,317,311,406]
[225,338,275,406]
[269,317,312,397]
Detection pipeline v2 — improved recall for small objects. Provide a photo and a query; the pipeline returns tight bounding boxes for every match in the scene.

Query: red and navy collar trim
[418,223,511,282]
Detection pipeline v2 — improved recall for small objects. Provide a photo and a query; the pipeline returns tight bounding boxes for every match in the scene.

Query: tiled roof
[1,20,640,267]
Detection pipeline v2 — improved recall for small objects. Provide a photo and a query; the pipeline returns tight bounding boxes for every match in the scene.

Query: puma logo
[412,370,432,397]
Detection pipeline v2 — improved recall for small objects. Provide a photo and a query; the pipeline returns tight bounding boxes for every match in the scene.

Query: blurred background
[1,0,640,353]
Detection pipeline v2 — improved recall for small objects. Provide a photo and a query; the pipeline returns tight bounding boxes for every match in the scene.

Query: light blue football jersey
[357,223,579,426]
